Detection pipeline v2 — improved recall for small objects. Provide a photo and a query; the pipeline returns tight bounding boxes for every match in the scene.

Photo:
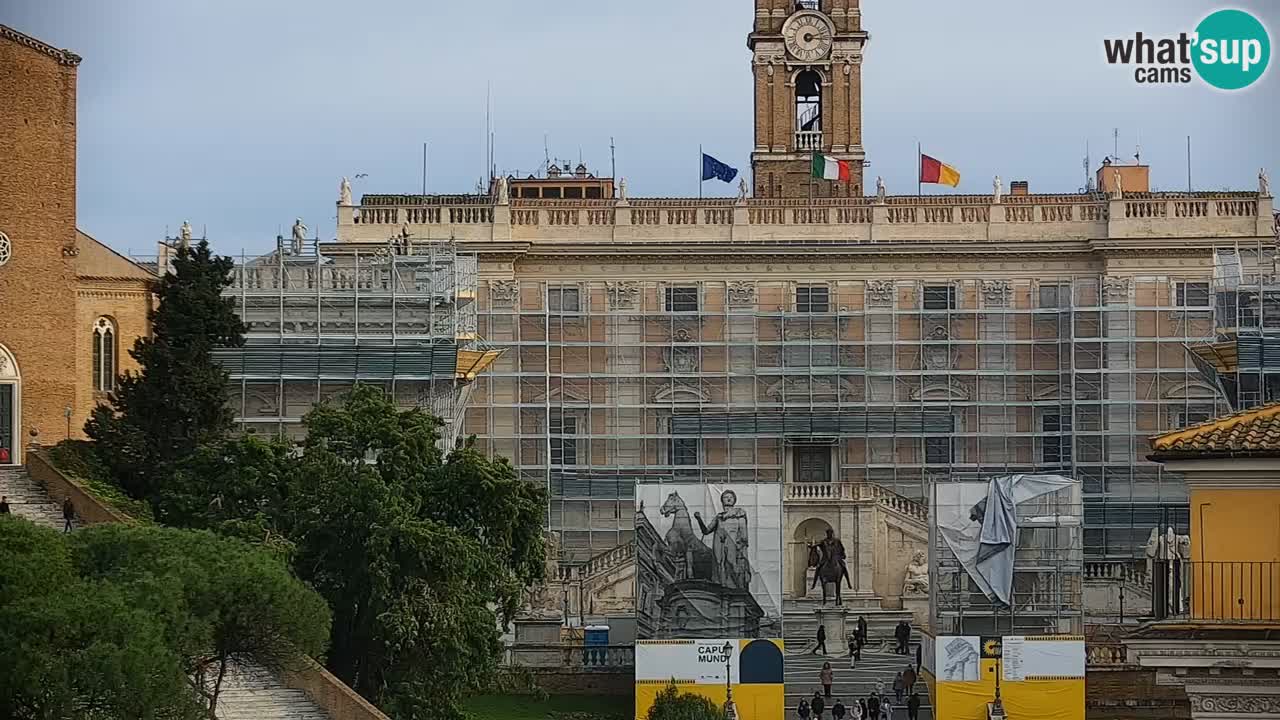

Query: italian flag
[811,154,853,182]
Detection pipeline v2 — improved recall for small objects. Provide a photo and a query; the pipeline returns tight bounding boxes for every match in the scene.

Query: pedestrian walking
[820,661,834,698]
[882,698,894,720]
[0,495,10,515]
[850,697,863,720]
[857,615,868,646]
[61,497,74,533]
[907,692,921,720]
[866,693,880,720]
[903,665,916,695]
[848,635,858,669]
[858,698,868,720]
[832,699,847,720]
[892,672,904,702]
[799,698,811,720]
[815,624,828,655]
[901,620,913,655]
[812,691,826,720]
[915,643,922,673]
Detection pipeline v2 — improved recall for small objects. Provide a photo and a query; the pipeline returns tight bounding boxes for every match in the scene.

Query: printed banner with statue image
[634,482,782,640]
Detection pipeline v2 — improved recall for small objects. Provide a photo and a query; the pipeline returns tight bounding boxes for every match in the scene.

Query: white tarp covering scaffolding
[934,474,1078,606]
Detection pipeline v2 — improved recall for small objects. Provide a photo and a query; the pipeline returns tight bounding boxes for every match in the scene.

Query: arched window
[93,317,116,393]
[795,70,823,130]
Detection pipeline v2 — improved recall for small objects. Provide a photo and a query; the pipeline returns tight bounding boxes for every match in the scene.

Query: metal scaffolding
[204,235,487,448]
[463,276,1220,564]
[929,477,1084,636]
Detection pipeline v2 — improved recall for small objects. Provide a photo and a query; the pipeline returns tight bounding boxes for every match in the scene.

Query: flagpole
[917,141,922,197]
[699,144,703,200]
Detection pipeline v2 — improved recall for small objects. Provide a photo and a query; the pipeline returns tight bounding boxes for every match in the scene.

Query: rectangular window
[1039,284,1069,309]
[670,438,699,466]
[1042,412,1073,465]
[925,437,953,465]
[923,285,956,310]
[1176,281,1211,308]
[564,187,583,199]
[542,187,562,199]
[548,287,581,313]
[796,285,830,313]
[665,286,700,312]
[551,413,578,466]
[793,446,832,483]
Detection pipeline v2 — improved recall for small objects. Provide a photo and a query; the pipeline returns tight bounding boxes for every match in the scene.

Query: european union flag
[701,153,738,184]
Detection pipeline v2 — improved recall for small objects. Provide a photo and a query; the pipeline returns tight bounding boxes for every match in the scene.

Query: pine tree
[86,240,245,501]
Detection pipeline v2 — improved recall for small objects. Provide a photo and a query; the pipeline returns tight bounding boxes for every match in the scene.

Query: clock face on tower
[782,11,834,63]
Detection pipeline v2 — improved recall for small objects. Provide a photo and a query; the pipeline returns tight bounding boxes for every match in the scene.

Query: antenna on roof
[1186,135,1193,192]
[1113,128,1119,163]
[1135,131,1141,164]
[543,134,550,177]
[610,136,617,185]
[1082,142,1094,193]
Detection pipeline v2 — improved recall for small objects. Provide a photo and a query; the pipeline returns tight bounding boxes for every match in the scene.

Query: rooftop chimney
[1010,181,1029,196]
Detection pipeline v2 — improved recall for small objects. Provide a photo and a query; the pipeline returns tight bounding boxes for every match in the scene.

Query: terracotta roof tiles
[1150,402,1280,458]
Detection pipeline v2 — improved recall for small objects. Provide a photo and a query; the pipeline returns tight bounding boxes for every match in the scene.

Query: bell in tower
[749,0,868,199]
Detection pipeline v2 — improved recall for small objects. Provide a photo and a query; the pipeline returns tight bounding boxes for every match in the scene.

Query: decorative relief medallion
[866,280,895,307]
[981,280,1010,306]
[727,281,757,306]
[1102,276,1131,303]
[605,281,639,310]
[489,279,519,304]
[0,231,10,267]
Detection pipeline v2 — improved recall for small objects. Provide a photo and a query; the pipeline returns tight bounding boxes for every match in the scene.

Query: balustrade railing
[1085,642,1132,667]
[504,644,635,669]
[786,483,929,522]
[341,192,1260,236]
[1151,560,1280,622]
[795,131,823,151]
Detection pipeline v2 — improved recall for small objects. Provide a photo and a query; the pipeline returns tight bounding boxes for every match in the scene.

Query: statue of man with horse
[809,528,853,605]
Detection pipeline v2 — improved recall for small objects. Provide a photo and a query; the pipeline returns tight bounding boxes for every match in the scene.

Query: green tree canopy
[175,384,548,719]
[85,239,245,502]
[647,682,729,720]
[0,518,328,719]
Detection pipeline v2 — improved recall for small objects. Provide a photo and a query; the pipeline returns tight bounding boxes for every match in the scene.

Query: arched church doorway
[0,343,19,465]
[791,517,835,599]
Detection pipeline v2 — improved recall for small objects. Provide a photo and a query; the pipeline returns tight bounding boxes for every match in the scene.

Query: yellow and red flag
[920,154,960,187]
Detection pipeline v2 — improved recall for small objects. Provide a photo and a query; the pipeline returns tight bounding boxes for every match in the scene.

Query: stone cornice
[0,23,81,66]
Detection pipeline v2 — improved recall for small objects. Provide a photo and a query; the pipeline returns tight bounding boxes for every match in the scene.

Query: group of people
[0,495,76,532]
[799,616,924,720]
[797,683,922,720]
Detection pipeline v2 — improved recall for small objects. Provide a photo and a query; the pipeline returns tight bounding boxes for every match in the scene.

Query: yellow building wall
[1190,488,1280,619]
[935,660,1084,720]
[635,682,784,720]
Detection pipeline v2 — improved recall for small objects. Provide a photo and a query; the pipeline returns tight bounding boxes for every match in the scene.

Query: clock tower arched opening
[750,0,867,199]
[795,70,823,151]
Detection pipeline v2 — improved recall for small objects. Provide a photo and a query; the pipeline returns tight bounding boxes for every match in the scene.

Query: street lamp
[722,641,737,720]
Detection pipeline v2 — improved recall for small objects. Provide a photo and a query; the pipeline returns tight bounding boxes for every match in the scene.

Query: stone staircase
[0,465,73,530]
[0,465,332,720]
[214,664,332,720]
[784,600,920,654]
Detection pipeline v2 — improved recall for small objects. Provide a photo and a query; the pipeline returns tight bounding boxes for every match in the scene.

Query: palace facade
[201,1,1278,628]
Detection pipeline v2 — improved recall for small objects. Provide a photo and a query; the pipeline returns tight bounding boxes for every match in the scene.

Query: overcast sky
[4,0,1278,256]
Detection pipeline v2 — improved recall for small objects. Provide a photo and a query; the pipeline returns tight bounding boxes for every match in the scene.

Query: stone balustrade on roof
[334,190,1275,247]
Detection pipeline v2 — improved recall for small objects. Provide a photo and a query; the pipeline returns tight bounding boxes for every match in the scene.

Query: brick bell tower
[749,1,868,198]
